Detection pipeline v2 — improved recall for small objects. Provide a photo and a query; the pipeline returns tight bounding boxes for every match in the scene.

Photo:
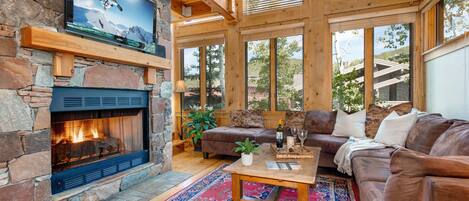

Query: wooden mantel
[20,26,171,83]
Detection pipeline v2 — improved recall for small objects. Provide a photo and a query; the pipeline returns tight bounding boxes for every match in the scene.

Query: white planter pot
[241,153,253,166]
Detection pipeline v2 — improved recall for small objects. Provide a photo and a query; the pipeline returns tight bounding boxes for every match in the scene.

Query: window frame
[275,35,305,111]
[181,47,202,110]
[180,44,226,111]
[329,13,417,110]
[245,39,272,111]
[244,35,305,112]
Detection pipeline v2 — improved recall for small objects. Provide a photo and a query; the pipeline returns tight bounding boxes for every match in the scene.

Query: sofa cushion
[365,102,413,138]
[285,111,305,129]
[352,157,391,184]
[229,110,264,128]
[203,127,270,143]
[243,110,264,128]
[230,110,244,127]
[406,114,453,154]
[350,147,396,159]
[304,110,336,134]
[359,181,385,201]
[430,121,469,156]
[303,134,347,154]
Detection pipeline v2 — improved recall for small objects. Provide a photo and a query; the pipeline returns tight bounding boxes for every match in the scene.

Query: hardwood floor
[150,148,236,201]
[150,146,348,201]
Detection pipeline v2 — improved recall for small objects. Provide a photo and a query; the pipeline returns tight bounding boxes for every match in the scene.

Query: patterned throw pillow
[285,111,306,129]
[365,102,413,138]
[229,110,264,128]
[242,110,264,128]
[230,110,244,127]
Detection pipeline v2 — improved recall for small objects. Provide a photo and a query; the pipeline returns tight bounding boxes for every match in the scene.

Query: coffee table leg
[232,173,243,201]
[297,183,309,201]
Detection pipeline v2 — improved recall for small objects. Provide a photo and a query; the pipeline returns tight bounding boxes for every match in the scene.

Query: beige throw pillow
[374,111,417,146]
[332,110,366,138]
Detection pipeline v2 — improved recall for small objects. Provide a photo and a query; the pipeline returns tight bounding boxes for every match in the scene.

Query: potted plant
[234,138,260,166]
[183,105,217,151]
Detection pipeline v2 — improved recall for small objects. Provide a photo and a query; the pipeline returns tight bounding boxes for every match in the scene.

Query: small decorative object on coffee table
[270,143,317,159]
[234,138,260,166]
[225,143,321,201]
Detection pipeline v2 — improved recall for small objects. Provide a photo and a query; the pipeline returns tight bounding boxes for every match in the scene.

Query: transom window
[437,0,469,42]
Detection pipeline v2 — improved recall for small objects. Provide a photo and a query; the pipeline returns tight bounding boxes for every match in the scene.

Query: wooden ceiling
[171,0,236,22]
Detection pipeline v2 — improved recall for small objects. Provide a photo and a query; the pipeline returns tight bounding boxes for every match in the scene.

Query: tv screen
[65,0,157,55]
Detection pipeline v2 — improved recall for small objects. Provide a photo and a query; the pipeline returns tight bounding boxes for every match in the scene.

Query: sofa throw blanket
[334,137,386,175]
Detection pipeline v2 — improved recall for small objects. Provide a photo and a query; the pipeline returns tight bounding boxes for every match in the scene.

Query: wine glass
[290,128,299,141]
[298,129,308,151]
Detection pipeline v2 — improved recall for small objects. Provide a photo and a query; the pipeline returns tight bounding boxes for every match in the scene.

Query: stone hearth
[0,0,172,200]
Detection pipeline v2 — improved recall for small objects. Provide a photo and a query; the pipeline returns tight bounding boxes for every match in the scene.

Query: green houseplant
[234,138,260,166]
[183,105,217,151]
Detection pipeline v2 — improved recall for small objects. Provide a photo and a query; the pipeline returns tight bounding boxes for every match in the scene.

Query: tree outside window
[276,35,304,111]
[206,44,225,109]
[439,0,469,41]
[332,30,365,113]
[182,48,201,109]
[246,40,271,110]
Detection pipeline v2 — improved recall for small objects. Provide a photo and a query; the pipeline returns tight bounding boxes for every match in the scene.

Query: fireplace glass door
[51,109,144,172]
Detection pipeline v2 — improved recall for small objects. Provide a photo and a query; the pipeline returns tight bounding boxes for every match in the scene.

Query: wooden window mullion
[364,28,374,110]
[200,47,207,108]
[270,38,276,112]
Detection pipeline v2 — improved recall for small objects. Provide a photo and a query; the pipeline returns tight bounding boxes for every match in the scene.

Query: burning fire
[65,120,102,144]
[72,126,85,143]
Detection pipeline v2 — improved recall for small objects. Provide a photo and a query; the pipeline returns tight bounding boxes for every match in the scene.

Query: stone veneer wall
[0,0,172,200]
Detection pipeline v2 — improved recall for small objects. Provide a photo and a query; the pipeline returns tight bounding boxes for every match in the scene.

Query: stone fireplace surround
[0,0,172,200]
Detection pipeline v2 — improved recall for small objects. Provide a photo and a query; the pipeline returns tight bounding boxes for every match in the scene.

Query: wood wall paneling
[172,0,424,128]
[364,28,375,109]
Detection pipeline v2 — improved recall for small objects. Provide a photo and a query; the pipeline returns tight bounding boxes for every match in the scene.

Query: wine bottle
[276,120,284,149]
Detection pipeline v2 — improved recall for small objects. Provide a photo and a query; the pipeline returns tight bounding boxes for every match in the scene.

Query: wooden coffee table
[224,143,321,201]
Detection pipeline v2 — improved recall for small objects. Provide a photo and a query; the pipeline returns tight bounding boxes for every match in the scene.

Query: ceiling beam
[202,0,237,21]
[172,0,213,19]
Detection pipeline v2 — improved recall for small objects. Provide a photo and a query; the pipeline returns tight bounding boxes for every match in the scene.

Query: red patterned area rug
[167,164,358,201]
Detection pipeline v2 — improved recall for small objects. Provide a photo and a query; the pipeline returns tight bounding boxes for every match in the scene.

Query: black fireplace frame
[50,87,150,194]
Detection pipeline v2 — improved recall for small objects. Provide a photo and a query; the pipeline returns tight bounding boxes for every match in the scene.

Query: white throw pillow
[374,111,418,146]
[332,110,366,138]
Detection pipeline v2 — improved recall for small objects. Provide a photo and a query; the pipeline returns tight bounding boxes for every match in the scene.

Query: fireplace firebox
[50,87,149,194]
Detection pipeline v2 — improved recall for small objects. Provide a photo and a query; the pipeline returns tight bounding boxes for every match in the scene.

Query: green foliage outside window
[247,36,303,111]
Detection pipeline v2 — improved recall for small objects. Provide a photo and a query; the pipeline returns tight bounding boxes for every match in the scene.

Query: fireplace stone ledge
[51,162,157,201]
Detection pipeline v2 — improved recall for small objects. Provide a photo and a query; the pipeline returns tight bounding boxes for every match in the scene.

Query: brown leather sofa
[201,111,469,201]
[202,110,346,168]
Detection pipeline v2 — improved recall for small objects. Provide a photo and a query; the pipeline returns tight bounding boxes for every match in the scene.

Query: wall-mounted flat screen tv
[65,0,157,55]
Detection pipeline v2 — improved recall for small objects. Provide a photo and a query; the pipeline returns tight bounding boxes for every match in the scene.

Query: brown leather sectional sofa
[201,110,469,201]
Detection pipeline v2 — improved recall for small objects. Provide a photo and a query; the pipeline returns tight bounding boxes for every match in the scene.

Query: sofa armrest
[384,148,469,201]
[422,176,469,201]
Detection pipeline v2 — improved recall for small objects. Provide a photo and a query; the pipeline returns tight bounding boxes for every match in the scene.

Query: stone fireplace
[49,87,152,194]
[0,0,172,200]
[51,109,146,172]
